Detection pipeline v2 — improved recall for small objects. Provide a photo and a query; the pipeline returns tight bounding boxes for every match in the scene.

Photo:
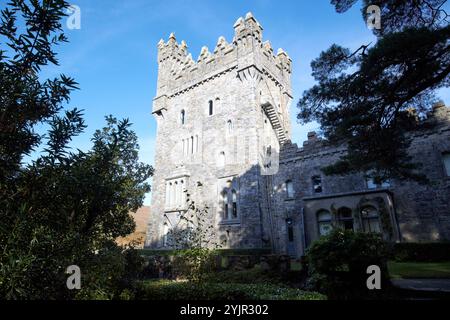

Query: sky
[7,0,450,205]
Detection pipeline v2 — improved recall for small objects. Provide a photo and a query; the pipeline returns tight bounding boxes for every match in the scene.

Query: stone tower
[145,13,292,250]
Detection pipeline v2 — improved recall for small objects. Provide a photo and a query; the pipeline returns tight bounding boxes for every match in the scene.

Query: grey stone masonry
[146,13,450,258]
[146,12,292,251]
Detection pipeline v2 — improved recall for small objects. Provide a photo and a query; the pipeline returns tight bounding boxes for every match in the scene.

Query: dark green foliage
[138,280,326,300]
[305,229,390,299]
[203,266,283,285]
[391,242,450,262]
[139,248,271,257]
[298,0,449,183]
[0,1,153,299]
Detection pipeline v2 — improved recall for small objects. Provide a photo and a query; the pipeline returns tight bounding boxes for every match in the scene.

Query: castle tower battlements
[153,13,293,144]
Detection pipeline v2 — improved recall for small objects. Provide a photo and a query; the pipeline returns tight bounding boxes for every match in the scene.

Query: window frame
[286,180,294,199]
[317,210,333,237]
[312,175,322,194]
[361,206,382,234]
[337,207,354,231]
[180,109,185,125]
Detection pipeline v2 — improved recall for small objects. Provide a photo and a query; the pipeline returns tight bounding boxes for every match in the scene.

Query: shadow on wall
[145,159,288,252]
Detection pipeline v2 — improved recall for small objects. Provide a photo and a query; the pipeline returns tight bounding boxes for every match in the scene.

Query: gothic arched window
[361,206,381,233]
[162,223,169,247]
[317,210,332,236]
[222,191,228,220]
[286,180,294,198]
[227,120,233,134]
[232,190,237,219]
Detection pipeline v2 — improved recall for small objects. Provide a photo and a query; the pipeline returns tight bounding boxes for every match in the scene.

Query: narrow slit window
[208,100,213,116]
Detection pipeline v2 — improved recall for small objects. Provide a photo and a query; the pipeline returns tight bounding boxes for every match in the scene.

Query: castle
[145,13,450,257]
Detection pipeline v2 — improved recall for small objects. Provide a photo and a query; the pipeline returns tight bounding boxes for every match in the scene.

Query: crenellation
[154,12,291,103]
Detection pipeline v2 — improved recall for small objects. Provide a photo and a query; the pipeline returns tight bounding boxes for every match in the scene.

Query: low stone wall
[143,254,291,279]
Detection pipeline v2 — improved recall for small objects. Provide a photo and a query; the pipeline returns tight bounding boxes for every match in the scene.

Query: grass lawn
[388,261,450,279]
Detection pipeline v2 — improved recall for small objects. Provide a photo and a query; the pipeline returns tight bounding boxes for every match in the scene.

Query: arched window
[208,100,214,116]
[312,176,322,193]
[215,97,221,113]
[286,218,294,242]
[168,182,173,206]
[338,207,354,230]
[286,180,294,198]
[227,120,233,134]
[162,223,169,247]
[180,109,185,125]
[218,151,225,167]
[232,190,237,219]
[222,191,228,220]
[195,135,199,153]
[173,181,180,206]
[165,182,170,206]
[361,206,381,233]
[317,210,332,236]
[180,180,185,205]
[190,136,194,154]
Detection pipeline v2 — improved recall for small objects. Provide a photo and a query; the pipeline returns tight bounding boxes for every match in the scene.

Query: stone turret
[153,12,292,143]
[147,13,295,250]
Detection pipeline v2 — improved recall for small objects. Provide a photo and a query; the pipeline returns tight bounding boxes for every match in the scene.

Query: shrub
[172,248,217,282]
[138,280,326,300]
[203,265,283,284]
[305,229,390,299]
[390,242,450,262]
[138,248,271,257]
[74,244,145,300]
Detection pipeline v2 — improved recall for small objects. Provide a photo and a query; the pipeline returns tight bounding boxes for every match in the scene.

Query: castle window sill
[219,219,240,226]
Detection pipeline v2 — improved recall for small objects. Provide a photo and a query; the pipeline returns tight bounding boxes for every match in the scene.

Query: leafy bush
[390,242,450,262]
[74,244,145,300]
[203,265,283,285]
[138,280,326,300]
[139,248,271,257]
[305,229,390,299]
[172,248,217,282]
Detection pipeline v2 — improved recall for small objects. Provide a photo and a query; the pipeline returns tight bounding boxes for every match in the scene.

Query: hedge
[138,280,326,300]
[138,248,271,257]
[391,242,450,262]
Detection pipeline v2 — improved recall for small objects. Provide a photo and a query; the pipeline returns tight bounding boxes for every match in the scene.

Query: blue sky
[10,0,450,205]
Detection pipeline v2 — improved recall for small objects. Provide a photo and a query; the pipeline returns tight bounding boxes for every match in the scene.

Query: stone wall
[271,103,450,257]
